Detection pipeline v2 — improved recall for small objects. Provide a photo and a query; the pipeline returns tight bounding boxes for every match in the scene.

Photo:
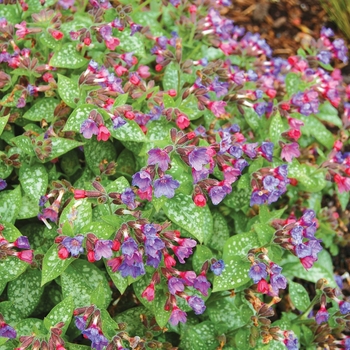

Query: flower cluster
[248,253,287,296]
[272,210,322,269]
[80,110,111,142]
[0,313,16,340]
[0,224,33,264]
[250,165,290,206]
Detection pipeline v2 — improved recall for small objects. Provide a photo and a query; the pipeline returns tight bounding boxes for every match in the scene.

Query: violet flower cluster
[0,224,33,264]
[272,210,322,270]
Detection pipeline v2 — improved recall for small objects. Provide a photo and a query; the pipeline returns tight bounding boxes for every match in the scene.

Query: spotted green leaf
[17,194,39,219]
[163,193,213,244]
[0,186,22,224]
[63,104,96,132]
[58,74,80,108]
[316,101,342,128]
[207,211,230,251]
[213,231,259,292]
[115,28,146,57]
[59,198,92,233]
[80,221,114,240]
[19,163,48,203]
[0,114,9,136]
[49,43,87,69]
[288,159,326,192]
[253,223,275,245]
[110,119,147,142]
[300,115,334,149]
[269,112,285,144]
[104,259,128,294]
[288,281,310,311]
[61,259,112,308]
[193,245,213,274]
[7,268,44,319]
[15,318,44,337]
[41,243,74,286]
[180,321,220,350]
[22,98,58,122]
[11,135,35,156]
[84,137,117,175]
[44,296,74,335]
[47,137,83,161]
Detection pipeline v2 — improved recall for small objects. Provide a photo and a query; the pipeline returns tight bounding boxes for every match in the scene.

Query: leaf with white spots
[110,119,147,142]
[84,137,117,175]
[58,74,80,108]
[19,163,48,203]
[47,137,83,161]
[193,245,213,274]
[288,159,326,193]
[317,101,342,128]
[66,344,91,350]
[115,28,146,57]
[269,112,285,144]
[15,318,44,336]
[213,231,259,292]
[104,259,128,294]
[206,296,252,331]
[7,268,44,319]
[163,61,183,92]
[11,135,35,156]
[207,211,230,251]
[44,296,74,335]
[61,259,112,309]
[0,301,22,323]
[49,43,88,69]
[22,98,59,122]
[17,194,39,219]
[80,221,114,240]
[59,198,92,233]
[253,223,275,246]
[153,288,171,328]
[163,193,213,244]
[300,115,334,149]
[100,308,120,340]
[282,249,336,287]
[289,281,310,311]
[41,244,74,286]
[63,104,96,132]
[0,114,9,136]
[0,186,22,223]
[180,321,220,350]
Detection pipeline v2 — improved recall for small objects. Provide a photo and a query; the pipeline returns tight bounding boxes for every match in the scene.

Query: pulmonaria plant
[0,0,350,349]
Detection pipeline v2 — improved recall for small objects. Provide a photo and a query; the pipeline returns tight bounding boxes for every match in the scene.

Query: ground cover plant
[0,0,350,349]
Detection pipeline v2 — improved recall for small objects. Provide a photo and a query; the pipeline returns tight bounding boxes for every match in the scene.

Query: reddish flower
[193,193,206,207]
[176,114,190,129]
[334,173,350,193]
[141,282,155,301]
[58,247,70,260]
[17,250,33,263]
[97,125,110,142]
[74,189,87,200]
[50,30,64,40]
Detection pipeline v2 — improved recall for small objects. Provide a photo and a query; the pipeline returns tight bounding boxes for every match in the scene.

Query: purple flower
[284,332,299,350]
[270,273,287,290]
[0,324,16,338]
[210,260,225,276]
[229,145,243,158]
[335,275,343,290]
[301,209,316,225]
[121,237,138,256]
[112,116,126,129]
[121,188,137,209]
[62,235,84,257]
[253,102,267,117]
[250,190,268,206]
[208,184,232,205]
[75,316,87,331]
[193,275,211,296]
[295,243,312,258]
[145,235,165,258]
[192,168,210,183]
[148,148,171,171]
[339,301,350,314]
[188,148,210,171]
[142,223,158,236]
[132,170,152,191]
[321,27,334,37]
[315,306,329,324]
[168,277,185,295]
[187,296,206,315]
[119,251,145,278]
[80,119,99,139]
[82,326,109,350]
[58,0,75,8]
[0,179,7,190]
[153,175,180,198]
[317,51,332,65]
[14,236,30,249]
[172,242,196,263]
[248,262,267,283]
[169,307,187,325]
[263,175,279,192]
[146,251,161,268]
[94,239,113,260]
[290,226,303,244]
[260,142,274,162]
[270,263,282,275]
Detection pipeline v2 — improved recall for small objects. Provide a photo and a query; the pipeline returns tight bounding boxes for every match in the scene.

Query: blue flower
[210,260,225,276]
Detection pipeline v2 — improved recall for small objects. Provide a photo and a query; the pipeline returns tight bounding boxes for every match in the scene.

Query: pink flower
[176,114,190,129]
[334,174,350,193]
[280,142,300,162]
[97,125,110,141]
[137,65,151,79]
[141,282,155,301]
[17,250,33,264]
[207,101,227,117]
